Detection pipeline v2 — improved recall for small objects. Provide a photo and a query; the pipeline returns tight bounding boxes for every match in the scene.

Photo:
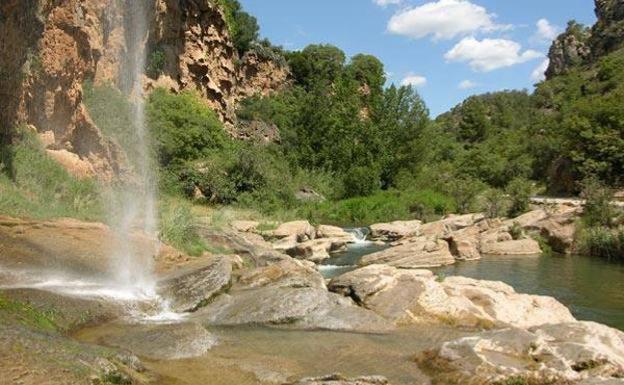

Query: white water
[107,0,158,297]
[344,227,372,245]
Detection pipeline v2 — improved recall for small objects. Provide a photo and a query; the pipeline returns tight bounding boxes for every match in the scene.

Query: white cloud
[445,37,543,72]
[534,18,559,43]
[531,59,550,82]
[401,74,427,87]
[458,80,479,89]
[373,0,401,7]
[387,0,510,41]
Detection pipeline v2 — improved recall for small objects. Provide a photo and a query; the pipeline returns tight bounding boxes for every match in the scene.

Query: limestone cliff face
[0,0,289,179]
[148,0,290,127]
[546,0,624,79]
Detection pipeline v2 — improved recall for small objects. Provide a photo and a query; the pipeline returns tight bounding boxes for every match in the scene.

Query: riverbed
[322,241,624,331]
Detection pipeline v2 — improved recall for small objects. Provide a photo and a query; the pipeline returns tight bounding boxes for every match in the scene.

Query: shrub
[445,177,484,214]
[159,198,207,256]
[146,47,166,78]
[506,178,532,217]
[577,226,624,261]
[342,166,379,198]
[580,176,614,227]
[483,188,509,218]
[147,89,228,166]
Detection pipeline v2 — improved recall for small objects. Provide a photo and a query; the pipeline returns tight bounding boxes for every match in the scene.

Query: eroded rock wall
[0,0,290,178]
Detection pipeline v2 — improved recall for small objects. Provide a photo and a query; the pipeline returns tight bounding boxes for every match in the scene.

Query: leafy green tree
[287,44,346,88]
[216,0,259,55]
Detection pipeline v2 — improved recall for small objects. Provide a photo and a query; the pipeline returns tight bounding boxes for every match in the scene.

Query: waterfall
[108,0,158,297]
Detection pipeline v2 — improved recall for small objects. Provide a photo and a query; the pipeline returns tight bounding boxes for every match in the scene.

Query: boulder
[534,212,578,254]
[272,221,316,242]
[283,238,348,263]
[360,238,455,269]
[369,220,421,242]
[237,257,326,290]
[316,225,356,243]
[158,256,232,313]
[231,220,260,233]
[290,374,389,385]
[480,238,542,256]
[439,213,486,231]
[420,321,624,385]
[100,322,218,360]
[448,238,481,261]
[195,286,392,333]
[329,265,575,328]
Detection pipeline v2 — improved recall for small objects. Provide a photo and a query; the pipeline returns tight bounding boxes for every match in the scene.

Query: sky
[238,0,597,116]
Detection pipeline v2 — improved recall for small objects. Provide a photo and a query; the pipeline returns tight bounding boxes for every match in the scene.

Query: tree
[287,44,346,89]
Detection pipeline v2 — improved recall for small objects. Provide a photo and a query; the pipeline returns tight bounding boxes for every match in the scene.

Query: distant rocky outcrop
[0,0,290,179]
[546,0,624,79]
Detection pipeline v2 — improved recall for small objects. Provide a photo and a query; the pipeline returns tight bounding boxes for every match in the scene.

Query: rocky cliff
[0,0,289,179]
[546,0,624,79]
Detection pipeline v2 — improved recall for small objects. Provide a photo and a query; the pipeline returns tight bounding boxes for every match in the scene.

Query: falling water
[108,0,158,297]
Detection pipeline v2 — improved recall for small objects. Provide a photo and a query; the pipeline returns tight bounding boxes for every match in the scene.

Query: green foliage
[0,296,58,332]
[147,88,228,166]
[287,44,347,88]
[444,177,485,214]
[302,189,454,227]
[159,198,207,256]
[506,178,533,217]
[483,188,509,219]
[577,226,624,261]
[146,47,166,78]
[215,0,259,55]
[580,176,615,227]
[0,129,102,220]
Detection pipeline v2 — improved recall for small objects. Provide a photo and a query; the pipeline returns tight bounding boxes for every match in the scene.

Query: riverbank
[1,206,623,385]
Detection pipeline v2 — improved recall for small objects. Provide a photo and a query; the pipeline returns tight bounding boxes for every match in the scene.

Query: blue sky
[239,0,596,116]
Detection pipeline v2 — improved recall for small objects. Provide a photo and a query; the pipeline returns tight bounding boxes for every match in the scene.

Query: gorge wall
[546,0,624,78]
[0,0,289,179]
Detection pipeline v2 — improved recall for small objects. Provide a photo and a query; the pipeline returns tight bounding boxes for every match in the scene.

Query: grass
[299,188,455,227]
[159,196,209,256]
[577,226,624,261]
[0,296,58,333]
[0,131,103,221]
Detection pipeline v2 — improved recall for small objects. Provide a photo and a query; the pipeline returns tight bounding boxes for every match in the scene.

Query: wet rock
[479,238,542,256]
[195,286,392,333]
[369,220,421,242]
[102,322,218,360]
[290,374,389,385]
[329,265,575,328]
[360,239,455,269]
[158,255,232,313]
[420,321,624,384]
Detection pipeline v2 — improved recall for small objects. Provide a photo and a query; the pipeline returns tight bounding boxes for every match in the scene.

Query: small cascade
[345,227,372,245]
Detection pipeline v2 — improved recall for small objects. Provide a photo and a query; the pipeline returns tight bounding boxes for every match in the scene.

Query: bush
[215,0,259,55]
[506,178,533,217]
[159,198,207,256]
[342,166,379,198]
[444,178,484,214]
[146,47,166,78]
[147,89,228,166]
[577,226,624,261]
[580,176,615,227]
[483,188,509,218]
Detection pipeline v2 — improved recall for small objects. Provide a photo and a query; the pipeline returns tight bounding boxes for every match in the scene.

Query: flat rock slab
[158,256,232,313]
[369,220,421,242]
[100,322,218,360]
[360,239,455,269]
[480,238,542,256]
[420,321,624,384]
[329,265,575,328]
[194,286,392,333]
